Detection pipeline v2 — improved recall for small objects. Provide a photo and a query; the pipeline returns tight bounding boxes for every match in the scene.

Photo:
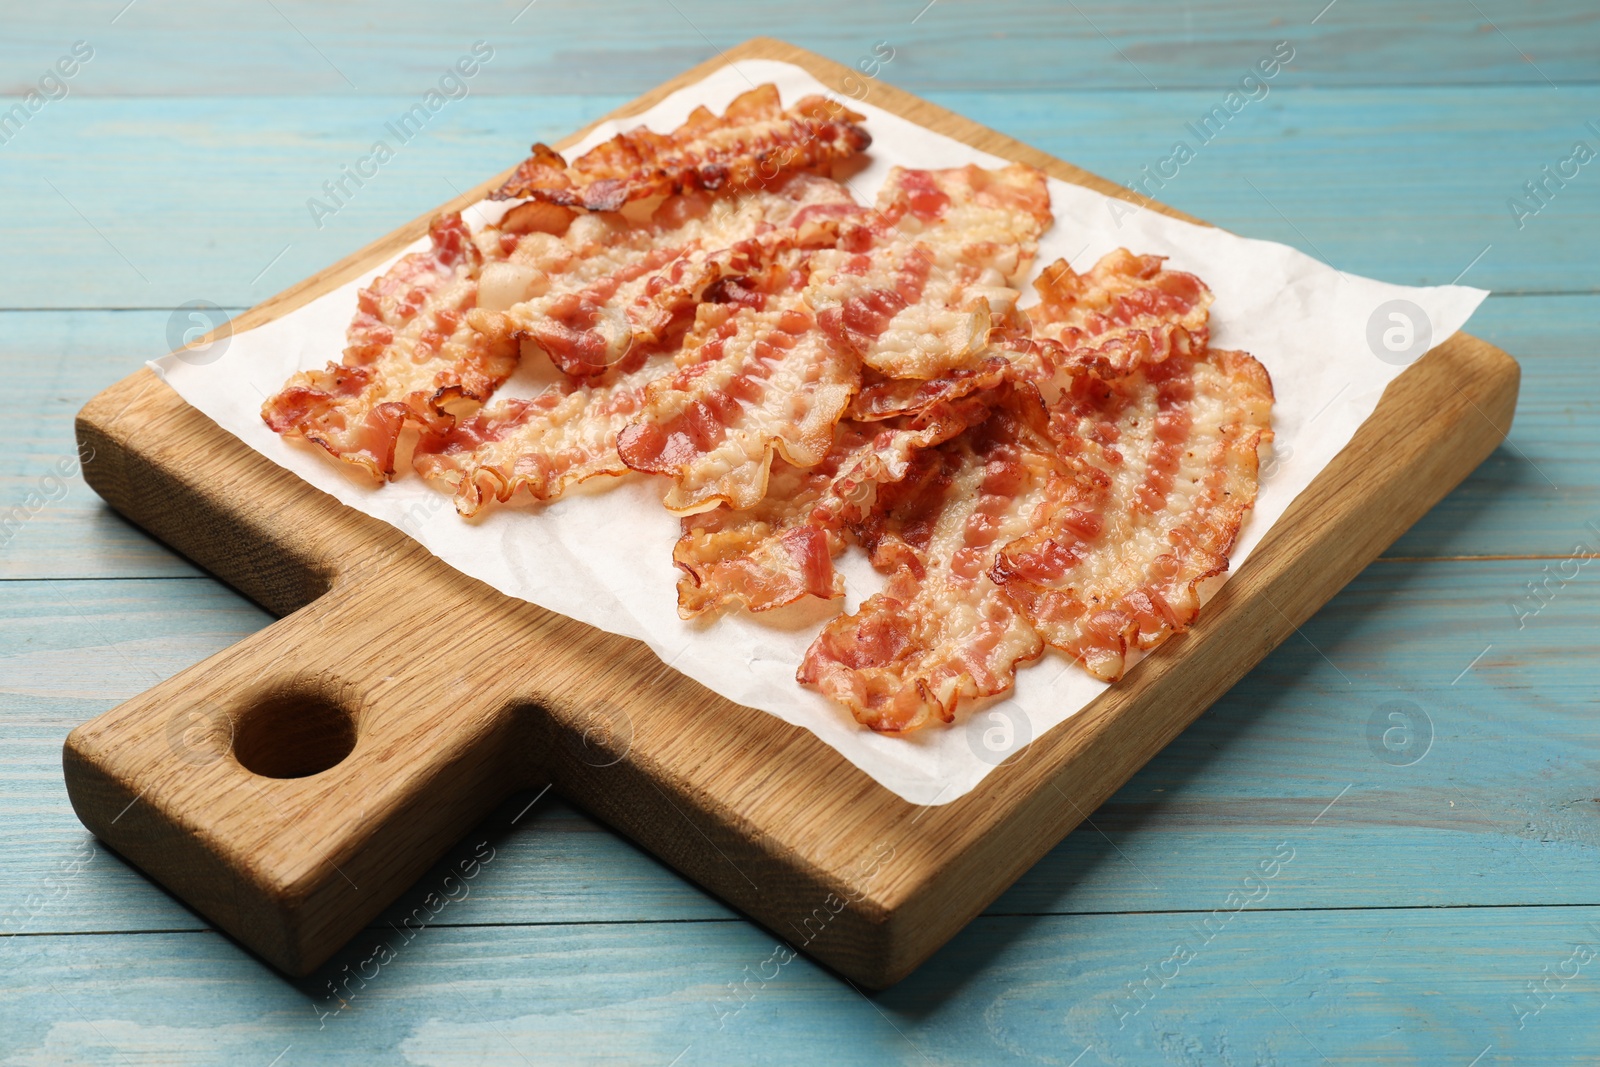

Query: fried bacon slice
[1024,249,1212,380]
[412,349,676,516]
[619,164,1048,515]
[848,357,1010,423]
[673,383,1003,618]
[992,346,1274,681]
[615,245,858,514]
[797,386,1064,733]
[473,173,866,379]
[492,84,871,210]
[261,214,516,481]
[672,446,854,619]
[264,78,1280,738]
[814,382,1006,530]
[807,164,1053,381]
[419,181,868,516]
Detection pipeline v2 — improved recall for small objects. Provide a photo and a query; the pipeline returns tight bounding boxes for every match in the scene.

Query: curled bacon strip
[261,214,516,481]
[807,164,1052,381]
[492,85,871,210]
[673,448,854,619]
[848,357,1010,423]
[674,383,1002,619]
[616,246,858,514]
[797,386,1059,733]
[412,350,675,516]
[473,174,865,381]
[1026,249,1212,380]
[992,346,1274,681]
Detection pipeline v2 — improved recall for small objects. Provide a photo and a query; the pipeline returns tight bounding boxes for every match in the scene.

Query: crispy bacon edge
[797,384,1059,733]
[1024,250,1214,381]
[671,374,1006,619]
[411,348,676,517]
[261,213,505,482]
[491,84,872,210]
[992,347,1276,682]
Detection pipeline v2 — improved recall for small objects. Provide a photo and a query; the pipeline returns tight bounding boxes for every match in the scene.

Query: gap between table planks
[59,38,1519,987]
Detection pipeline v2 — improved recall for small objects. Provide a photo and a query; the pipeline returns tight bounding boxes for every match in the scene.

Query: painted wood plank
[4,0,1594,94]
[1389,294,1598,559]
[0,96,616,312]
[967,87,1600,296]
[0,87,1595,310]
[0,5,1589,1057]
[6,553,1597,938]
[0,293,1590,580]
[0,577,734,936]
[0,309,206,579]
[4,908,1599,1063]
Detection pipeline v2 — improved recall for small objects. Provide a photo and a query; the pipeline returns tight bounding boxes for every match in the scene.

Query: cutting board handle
[62,558,544,975]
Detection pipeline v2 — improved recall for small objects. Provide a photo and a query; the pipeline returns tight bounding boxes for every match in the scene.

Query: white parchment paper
[153,59,1486,805]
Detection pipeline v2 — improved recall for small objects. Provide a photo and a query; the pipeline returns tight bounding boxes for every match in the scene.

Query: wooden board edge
[69,333,1520,988]
[881,337,1519,983]
[69,38,1525,989]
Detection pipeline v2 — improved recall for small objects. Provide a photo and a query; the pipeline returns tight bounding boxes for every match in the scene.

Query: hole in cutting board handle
[232,691,358,779]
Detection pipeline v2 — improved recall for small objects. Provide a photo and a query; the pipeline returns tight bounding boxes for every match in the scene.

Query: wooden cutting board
[62,37,1519,988]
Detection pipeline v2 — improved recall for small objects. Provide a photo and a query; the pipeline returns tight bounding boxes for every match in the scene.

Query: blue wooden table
[2,2,1597,1062]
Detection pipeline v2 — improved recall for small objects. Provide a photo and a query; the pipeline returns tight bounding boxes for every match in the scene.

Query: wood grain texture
[6,86,1599,310]
[6,2,1595,1059]
[7,554,1600,939]
[0,289,1587,575]
[0,294,1588,579]
[61,39,1518,988]
[7,908,1600,1064]
[6,0,1595,93]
